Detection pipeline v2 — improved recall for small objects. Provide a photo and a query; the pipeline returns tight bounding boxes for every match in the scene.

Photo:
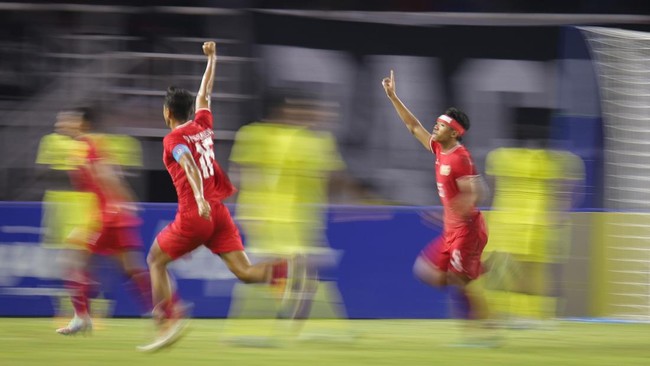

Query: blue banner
[0,202,452,319]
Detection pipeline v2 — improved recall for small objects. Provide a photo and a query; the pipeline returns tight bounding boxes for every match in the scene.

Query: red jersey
[430,138,480,229]
[71,137,106,207]
[162,108,235,213]
[70,136,138,227]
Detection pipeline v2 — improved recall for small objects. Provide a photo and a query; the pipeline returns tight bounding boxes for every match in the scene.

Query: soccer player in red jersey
[54,107,152,335]
[140,41,285,351]
[382,71,490,327]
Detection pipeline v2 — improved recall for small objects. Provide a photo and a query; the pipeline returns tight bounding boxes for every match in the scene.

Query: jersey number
[437,182,445,198]
[195,137,215,178]
[451,249,464,272]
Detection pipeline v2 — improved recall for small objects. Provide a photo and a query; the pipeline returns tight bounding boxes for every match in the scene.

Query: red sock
[271,260,288,285]
[127,269,153,313]
[65,271,90,317]
[163,292,180,318]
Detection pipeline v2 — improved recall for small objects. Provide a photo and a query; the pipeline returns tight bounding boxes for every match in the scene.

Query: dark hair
[74,106,95,123]
[65,105,96,130]
[444,107,470,140]
[262,86,310,119]
[164,86,194,121]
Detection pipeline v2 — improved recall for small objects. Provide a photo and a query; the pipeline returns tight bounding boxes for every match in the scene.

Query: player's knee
[413,257,445,287]
[146,242,168,269]
[146,251,157,267]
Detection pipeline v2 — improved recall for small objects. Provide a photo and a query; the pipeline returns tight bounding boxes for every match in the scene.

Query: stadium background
[1,1,650,321]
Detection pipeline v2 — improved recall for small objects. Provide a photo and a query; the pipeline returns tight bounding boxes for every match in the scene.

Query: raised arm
[382,70,432,151]
[196,41,217,111]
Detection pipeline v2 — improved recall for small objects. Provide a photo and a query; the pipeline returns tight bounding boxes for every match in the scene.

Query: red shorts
[156,202,244,260]
[420,212,488,280]
[87,225,143,255]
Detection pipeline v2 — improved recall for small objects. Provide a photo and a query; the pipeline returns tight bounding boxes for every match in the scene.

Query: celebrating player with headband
[436,114,465,136]
[382,69,495,346]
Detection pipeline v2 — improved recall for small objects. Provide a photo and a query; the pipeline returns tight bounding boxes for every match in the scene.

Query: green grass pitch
[0,318,648,366]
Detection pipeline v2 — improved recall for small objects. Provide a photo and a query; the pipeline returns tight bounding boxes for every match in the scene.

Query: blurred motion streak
[227,88,351,343]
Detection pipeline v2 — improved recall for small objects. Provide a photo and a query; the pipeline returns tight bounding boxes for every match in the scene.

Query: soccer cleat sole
[136,318,190,352]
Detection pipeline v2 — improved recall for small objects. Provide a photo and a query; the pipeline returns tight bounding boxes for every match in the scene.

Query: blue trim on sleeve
[172,144,191,162]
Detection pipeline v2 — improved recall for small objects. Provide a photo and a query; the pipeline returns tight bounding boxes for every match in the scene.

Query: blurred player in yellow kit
[484,146,584,326]
[37,115,143,251]
[37,109,147,333]
[36,121,96,250]
[228,89,349,343]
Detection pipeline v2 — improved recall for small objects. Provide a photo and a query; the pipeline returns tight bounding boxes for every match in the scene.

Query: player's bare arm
[452,175,487,218]
[196,41,217,111]
[90,160,138,209]
[382,70,432,151]
[178,153,211,220]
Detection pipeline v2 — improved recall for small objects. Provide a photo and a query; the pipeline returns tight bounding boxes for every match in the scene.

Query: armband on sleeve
[172,144,191,162]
